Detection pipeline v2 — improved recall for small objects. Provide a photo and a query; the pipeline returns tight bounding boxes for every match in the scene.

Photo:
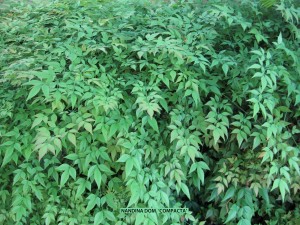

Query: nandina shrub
[0,0,299,224]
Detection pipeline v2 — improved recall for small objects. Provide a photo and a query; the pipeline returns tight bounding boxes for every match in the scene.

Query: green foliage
[0,0,300,224]
[260,0,279,8]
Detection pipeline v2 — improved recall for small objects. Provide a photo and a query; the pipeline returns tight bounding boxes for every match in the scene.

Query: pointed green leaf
[222,187,235,202]
[69,167,76,180]
[84,123,93,134]
[68,133,76,147]
[71,94,77,109]
[27,86,41,101]
[2,146,14,167]
[147,117,159,132]
[94,212,104,225]
[189,163,197,174]
[135,213,145,225]
[31,116,44,129]
[225,204,238,223]
[128,182,140,207]
[94,167,102,189]
[181,183,191,199]
[125,158,134,178]
[60,170,70,187]
[117,154,130,162]
[42,85,50,98]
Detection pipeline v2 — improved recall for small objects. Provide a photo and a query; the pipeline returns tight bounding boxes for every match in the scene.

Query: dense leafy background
[0,0,300,224]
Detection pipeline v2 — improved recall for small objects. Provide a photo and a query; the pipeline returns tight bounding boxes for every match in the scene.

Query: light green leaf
[71,94,77,109]
[88,165,97,178]
[222,64,229,75]
[135,213,145,225]
[94,167,102,189]
[199,162,210,170]
[27,85,41,101]
[225,204,238,223]
[60,170,70,187]
[252,136,261,150]
[277,32,282,44]
[86,195,97,212]
[68,133,76,147]
[104,210,116,221]
[271,178,280,191]
[84,122,93,134]
[189,163,197,174]
[213,128,221,144]
[117,154,130,162]
[187,146,197,162]
[2,146,14,167]
[42,85,50,98]
[125,158,134,178]
[106,193,117,209]
[181,183,191,199]
[237,133,243,147]
[248,64,261,70]
[253,103,259,117]
[160,191,169,207]
[56,164,69,171]
[148,117,159,132]
[69,167,76,180]
[99,164,113,174]
[170,130,178,143]
[261,76,267,91]
[222,187,235,202]
[94,212,104,225]
[279,179,289,202]
[76,180,86,199]
[197,167,205,184]
[238,219,251,225]
[128,182,140,207]
[31,116,44,129]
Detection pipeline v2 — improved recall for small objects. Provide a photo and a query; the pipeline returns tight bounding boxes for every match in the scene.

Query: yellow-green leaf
[68,133,76,147]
